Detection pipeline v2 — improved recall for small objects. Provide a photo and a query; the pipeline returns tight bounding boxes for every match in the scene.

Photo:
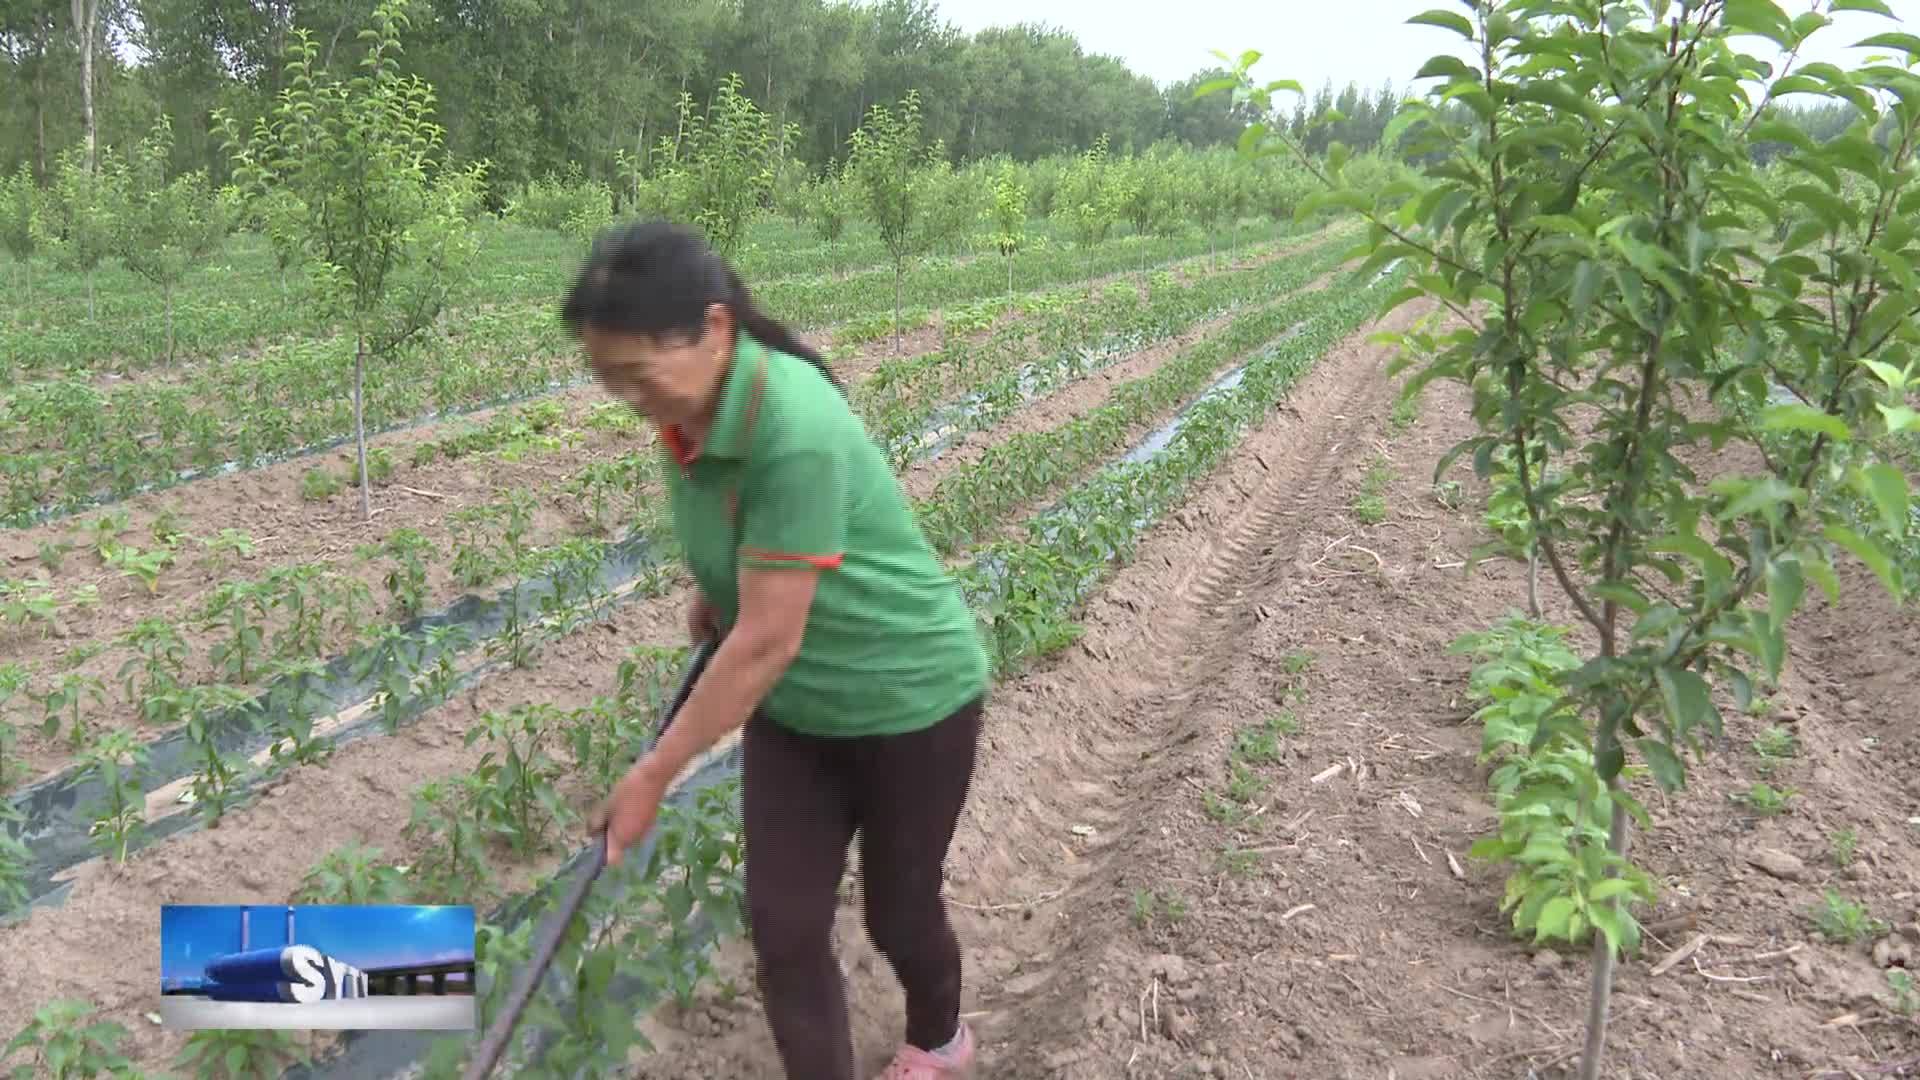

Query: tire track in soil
[617,299,1434,1080]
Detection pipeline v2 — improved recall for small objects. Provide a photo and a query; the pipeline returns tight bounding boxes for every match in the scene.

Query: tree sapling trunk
[354,333,371,522]
[1578,798,1632,1080]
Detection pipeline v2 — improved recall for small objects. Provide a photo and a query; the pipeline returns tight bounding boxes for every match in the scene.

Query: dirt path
[620,300,1920,1079]
[620,296,1435,1079]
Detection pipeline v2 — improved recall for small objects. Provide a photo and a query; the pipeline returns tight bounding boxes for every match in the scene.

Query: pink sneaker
[875,1021,976,1079]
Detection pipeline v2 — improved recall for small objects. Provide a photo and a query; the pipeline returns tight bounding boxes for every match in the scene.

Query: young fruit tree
[987,163,1028,298]
[34,147,123,320]
[652,72,775,259]
[1051,133,1122,277]
[117,115,236,362]
[0,164,41,304]
[847,90,940,353]
[802,164,857,271]
[213,0,485,523]
[1207,3,1920,1077]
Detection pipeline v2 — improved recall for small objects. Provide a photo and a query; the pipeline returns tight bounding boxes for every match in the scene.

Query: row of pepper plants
[0,254,1396,1080]
[0,222,1303,528]
[0,231,1349,926]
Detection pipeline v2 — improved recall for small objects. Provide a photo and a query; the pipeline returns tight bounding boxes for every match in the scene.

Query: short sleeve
[738,445,849,571]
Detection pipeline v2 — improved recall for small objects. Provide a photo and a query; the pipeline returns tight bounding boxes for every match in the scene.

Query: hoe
[462,637,716,1080]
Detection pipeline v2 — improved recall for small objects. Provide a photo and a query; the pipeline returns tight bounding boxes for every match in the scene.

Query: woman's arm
[633,566,818,790]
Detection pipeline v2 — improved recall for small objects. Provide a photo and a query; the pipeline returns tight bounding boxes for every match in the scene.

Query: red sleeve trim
[740,548,844,570]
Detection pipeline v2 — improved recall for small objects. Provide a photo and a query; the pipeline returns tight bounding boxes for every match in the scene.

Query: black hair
[560,219,843,394]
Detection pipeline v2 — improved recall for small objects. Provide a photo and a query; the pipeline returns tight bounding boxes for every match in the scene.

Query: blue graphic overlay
[161,905,475,999]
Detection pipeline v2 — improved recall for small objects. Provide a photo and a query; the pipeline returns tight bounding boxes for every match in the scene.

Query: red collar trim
[660,425,697,466]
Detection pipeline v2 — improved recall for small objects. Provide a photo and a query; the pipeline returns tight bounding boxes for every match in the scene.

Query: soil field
[0,231,1364,1076]
[4,235,1915,1080]
[622,305,1920,1080]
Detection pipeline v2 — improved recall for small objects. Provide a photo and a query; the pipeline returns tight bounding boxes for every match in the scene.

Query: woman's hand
[688,593,716,641]
[595,760,669,867]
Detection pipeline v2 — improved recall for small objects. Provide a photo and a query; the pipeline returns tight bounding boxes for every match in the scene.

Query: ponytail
[723,267,845,396]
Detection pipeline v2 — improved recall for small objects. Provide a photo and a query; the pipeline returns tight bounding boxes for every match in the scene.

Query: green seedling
[182,684,259,826]
[0,821,29,917]
[465,703,573,856]
[150,506,188,547]
[1752,725,1797,762]
[1232,722,1283,765]
[1888,970,1916,1016]
[1811,890,1885,945]
[199,528,256,570]
[1,1000,137,1079]
[1831,827,1858,868]
[1218,846,1262,878]
[37,672,106,749]
[362,527,434,618]
[35,540,71,573]
[81,730,149,864]
[296,843,411,904]
[173,1028,310,1079]
[0,579,57,634]
[1735,782,1794,816]
[404,775,498,905]
[106,542,173,595]
[300,467,342,501]
[83,510,132,562]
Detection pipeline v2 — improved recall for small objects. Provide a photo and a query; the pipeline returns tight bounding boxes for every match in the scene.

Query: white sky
[941,0,1920,93]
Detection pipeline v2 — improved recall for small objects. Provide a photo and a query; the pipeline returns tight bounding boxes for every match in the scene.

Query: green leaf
[1767,557,1805,634]
[1380,105,1425,150]
[1638,738,1687,792]
[1832,0,1895,15]
[1656,668,1714,741]
[1824,524,1904,599]
[1415,55,1479,81]
[1588,877,1638,901]
[1725,0,1797,47]
[1854,32,1920,55]
[1191,78,1238,101]
[1859,357,1911,392]
[1803,553,1841,604]
[1715,474,1804,522]
[1592,582,1650,614]
[1727,668,1754,713]
[1569,260,1603,320]
[1408,8,1477,39]
[1878,403,1920,435]
[1759,403,1850,441]
[1536,896,1577,940]
[1856,464,1910,540]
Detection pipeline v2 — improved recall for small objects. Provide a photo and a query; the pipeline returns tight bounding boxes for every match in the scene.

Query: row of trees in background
[1,0,1402,207]
[3,0,1388,520]
[0,115,233,346]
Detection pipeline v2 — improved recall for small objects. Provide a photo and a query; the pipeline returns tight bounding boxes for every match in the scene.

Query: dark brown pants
[742,695,985,1080]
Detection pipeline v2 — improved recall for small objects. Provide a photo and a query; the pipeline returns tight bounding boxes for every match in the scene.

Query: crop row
[2,216,1038,377]
[372,266,1410,1080]
[1,222,1301,526]
[0,249,1351,916]
[859,230,1357,467]
[0,237,1335,792]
